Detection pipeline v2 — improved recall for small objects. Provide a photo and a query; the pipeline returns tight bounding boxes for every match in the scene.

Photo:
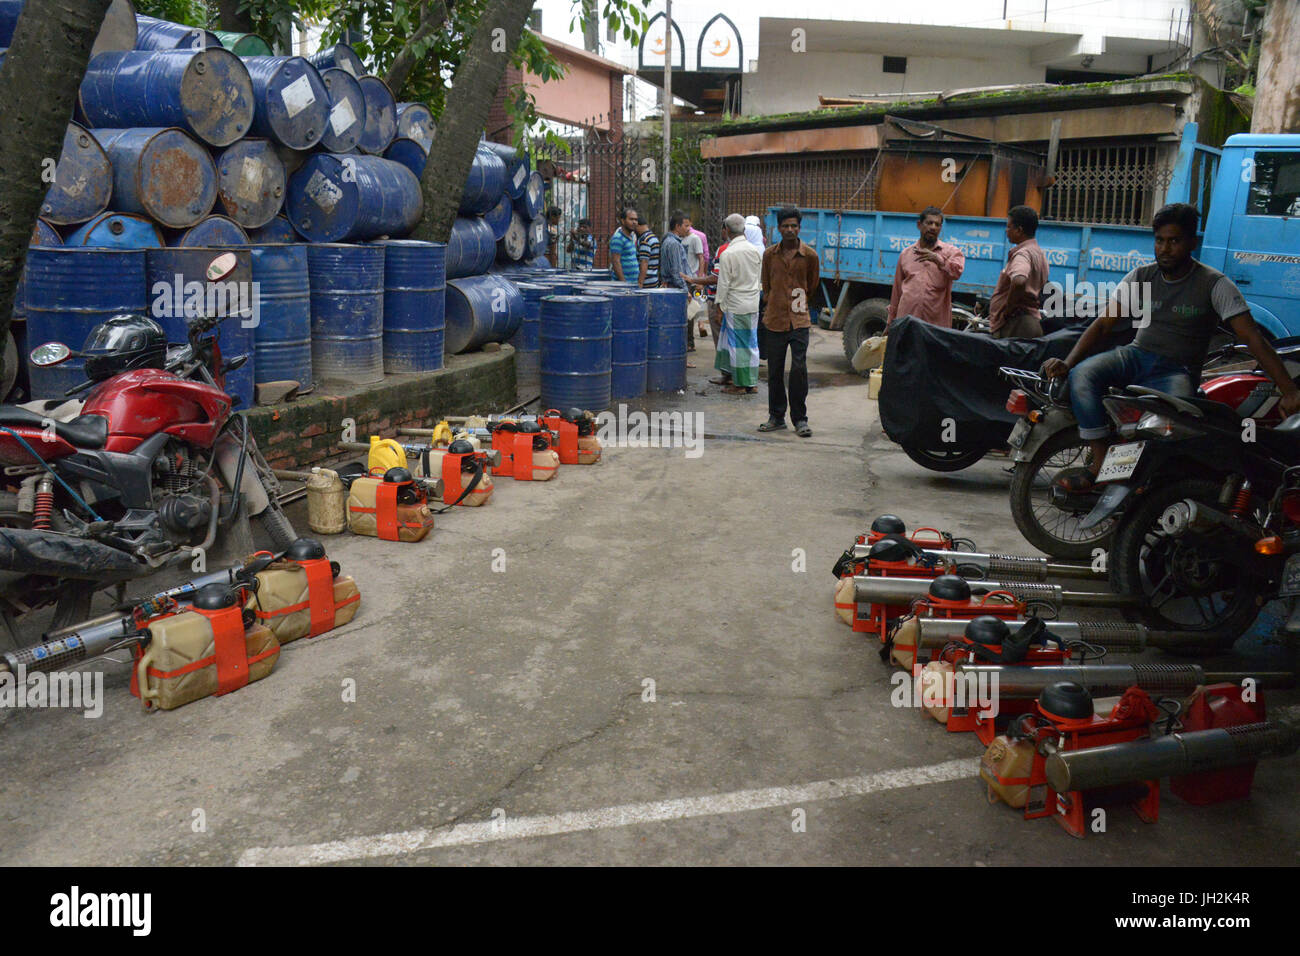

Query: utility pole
[662,0,672,237]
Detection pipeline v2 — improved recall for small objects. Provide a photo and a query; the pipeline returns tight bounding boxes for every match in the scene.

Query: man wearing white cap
[743,215,766,249]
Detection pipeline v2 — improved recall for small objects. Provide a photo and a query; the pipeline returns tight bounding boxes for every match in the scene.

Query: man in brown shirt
[988,205,1049,338]
[759,206,820,437]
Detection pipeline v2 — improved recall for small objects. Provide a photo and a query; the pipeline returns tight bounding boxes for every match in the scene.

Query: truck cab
[1199,134,1300,340]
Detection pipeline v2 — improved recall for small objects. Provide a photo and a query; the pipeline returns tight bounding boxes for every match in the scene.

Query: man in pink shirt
[887,207,965,327]
[988,205,1050,339]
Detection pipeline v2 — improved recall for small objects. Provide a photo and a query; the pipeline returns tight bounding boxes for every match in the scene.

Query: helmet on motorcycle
[81,314,168,381]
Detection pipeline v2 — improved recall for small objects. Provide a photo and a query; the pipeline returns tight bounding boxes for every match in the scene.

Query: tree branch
[383,0,449,98]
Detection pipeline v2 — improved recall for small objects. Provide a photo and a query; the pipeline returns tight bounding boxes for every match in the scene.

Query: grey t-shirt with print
[1111,260,1249,371]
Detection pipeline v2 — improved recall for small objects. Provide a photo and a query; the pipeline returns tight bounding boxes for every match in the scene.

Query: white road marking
[238,757,978,866]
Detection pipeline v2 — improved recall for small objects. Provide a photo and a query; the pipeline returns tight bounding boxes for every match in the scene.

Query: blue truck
[765,125,1300,372]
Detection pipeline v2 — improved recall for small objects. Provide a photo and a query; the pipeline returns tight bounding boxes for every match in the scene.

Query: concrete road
[1,327,1296,866]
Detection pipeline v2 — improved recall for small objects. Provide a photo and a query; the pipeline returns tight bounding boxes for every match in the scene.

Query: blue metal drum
[539,295,612,412]
[168,215,249,246]
[318,67,365,153]
[306,243,385,385]
[383,137,427,179]
[25,247,148,398]
[589,287,649,399]
[445,216,496,279]
[134,13,222,51]
[514,170,544,220]
[395,103,434,151]
[240,56,329,150]
[246,215,297,244]
[459,146,507,216]
[444,275,524,354]
[40,123,112,226]
[79,48,254,147]
[374,239,446,374]
[286,153,421,243]
[356,75,397,155]
[530,279,575,295]
[64,212,163,248]
[94,127,216,228]
[249,244,312,387]
[305,43,364,80]
[496,210,527,263]
[13,220,64,350]
[505,280,545,379]
[484,194,513,242]
[144,247,255,407]
[642,287,688,391]
[214,137,285,228]
[480,141,530,200]
[526,216,547,259]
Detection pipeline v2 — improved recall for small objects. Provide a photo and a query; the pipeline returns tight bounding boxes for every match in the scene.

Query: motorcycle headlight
[1136,412,1200,439]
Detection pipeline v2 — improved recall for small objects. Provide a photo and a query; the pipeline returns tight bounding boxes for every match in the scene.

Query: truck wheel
[841,298,889,377]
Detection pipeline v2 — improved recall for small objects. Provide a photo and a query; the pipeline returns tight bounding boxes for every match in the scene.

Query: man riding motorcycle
[1041,202,1300,488]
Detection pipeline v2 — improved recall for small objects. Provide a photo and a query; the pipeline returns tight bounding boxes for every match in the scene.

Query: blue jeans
[1069,345,1194,439]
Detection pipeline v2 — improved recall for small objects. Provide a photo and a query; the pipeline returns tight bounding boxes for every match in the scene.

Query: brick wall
[485,66,524,144]
[247,352,517,471]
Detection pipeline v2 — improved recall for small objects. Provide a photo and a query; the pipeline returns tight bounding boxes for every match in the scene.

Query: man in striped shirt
[635,220,661,288]
[609,207,640,283]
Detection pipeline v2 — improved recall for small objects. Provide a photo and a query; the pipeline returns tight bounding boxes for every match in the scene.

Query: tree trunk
[0,0,112,360]
[384,0,449,99]
[1253,0,1300,134]
[412,0,536,244]
[215,0,255,35]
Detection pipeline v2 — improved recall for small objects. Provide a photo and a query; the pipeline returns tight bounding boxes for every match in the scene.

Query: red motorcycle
[0,253,294,635]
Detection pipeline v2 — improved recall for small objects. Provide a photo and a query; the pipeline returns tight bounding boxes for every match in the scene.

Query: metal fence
[530,123,725,268]
[1041,142,1177,226]
[722,151,879,219]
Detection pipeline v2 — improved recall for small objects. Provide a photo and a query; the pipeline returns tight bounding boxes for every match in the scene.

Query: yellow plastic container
[306,467,347,535]
[868,367,883,400]
[980,734,1037,808]
[253,561,361,643]
[346,477,436,540]
[133,611,279,711]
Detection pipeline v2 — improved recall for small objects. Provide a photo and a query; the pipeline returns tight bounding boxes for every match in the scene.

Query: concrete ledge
[247,348,518,470]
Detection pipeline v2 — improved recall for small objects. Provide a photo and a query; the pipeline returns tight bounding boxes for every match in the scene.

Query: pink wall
[525,49,617,129]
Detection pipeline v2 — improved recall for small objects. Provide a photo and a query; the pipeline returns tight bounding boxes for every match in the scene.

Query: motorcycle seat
[0,407,107,449]
[1188,396,1246,427]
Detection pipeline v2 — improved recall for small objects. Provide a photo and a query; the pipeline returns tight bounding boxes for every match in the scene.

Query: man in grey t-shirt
[1042,202,1300,490]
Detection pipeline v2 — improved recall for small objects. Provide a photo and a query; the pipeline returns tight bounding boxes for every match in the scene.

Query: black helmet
[518,420,541,433]
[448,439,476,455]
[383,466,413,484]
[81,314,168,381]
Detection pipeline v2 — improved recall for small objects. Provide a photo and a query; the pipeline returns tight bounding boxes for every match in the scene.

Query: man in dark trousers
[759,207,820,437]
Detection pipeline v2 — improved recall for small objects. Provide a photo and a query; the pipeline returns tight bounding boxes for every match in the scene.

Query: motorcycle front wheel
[1008,428,1117,560]
[1109,478,1265,646]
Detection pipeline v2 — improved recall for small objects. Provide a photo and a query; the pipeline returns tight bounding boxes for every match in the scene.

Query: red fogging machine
[979,681,1300,838]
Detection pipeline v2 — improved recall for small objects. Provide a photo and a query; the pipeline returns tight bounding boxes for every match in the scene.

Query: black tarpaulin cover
[878,316,1110,450]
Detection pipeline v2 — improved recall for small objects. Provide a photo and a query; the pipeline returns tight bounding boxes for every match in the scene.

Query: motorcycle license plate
[1008,419,1031,449]
[1280,554,1300,597]
[1095,441,1145,483]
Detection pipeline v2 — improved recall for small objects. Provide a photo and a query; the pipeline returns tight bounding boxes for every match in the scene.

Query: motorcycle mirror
[30,342,72,367]
[206,252,238,282]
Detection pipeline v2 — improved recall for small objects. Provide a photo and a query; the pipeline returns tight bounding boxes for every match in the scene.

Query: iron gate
[530,122,725,269]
